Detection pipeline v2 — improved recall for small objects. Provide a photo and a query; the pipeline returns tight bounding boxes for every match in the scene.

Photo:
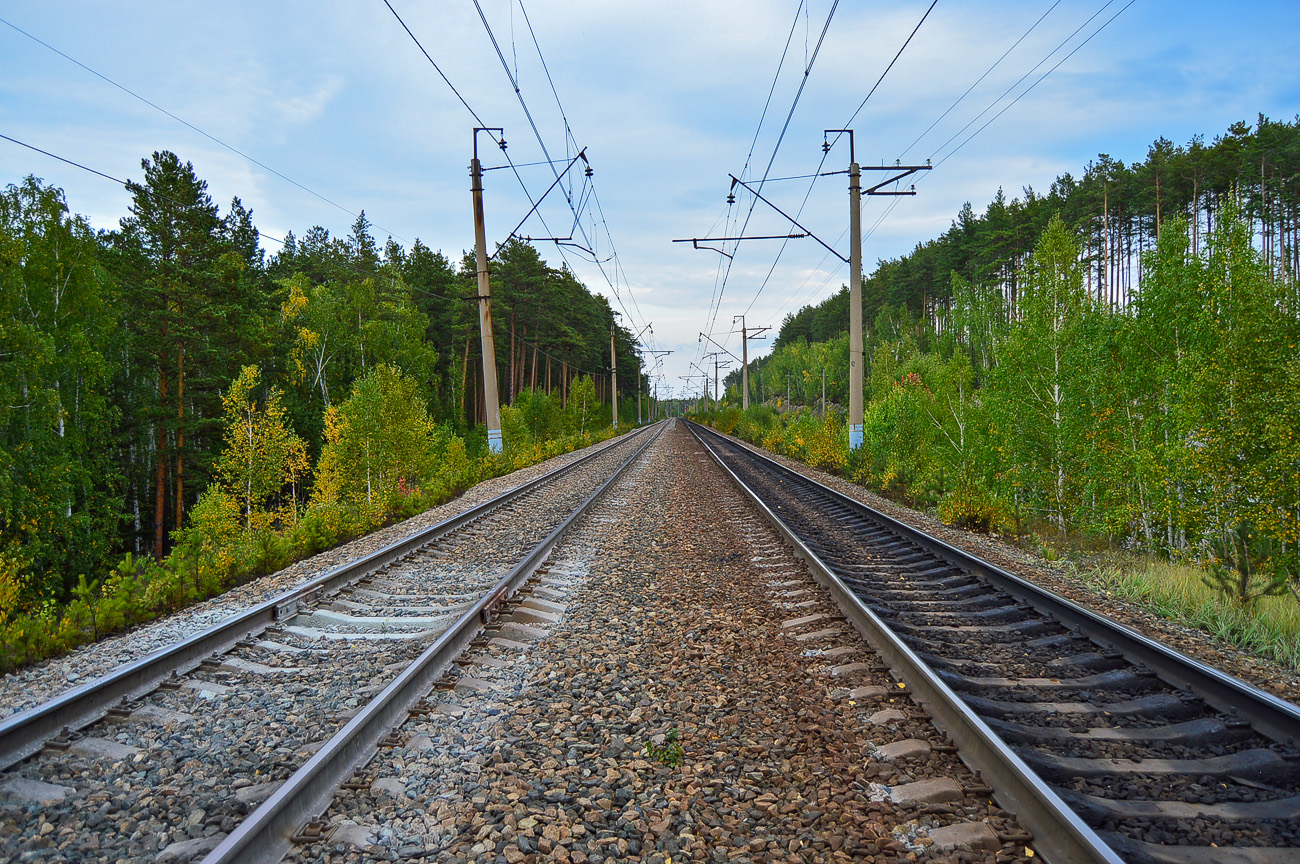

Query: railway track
[0,422,662,864]
[689,421,1300,864]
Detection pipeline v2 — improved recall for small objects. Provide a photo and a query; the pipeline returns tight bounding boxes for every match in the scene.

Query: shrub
[938,484,1010,534]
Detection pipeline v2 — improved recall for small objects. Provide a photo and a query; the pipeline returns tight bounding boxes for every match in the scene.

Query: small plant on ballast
[644,728,683,768]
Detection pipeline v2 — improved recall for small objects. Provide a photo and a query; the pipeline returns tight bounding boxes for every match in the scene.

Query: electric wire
[381,0,489,129]
[738,0,938,320]
[896,0,1063,160]
[382,0,657,362]
[926,0,1115,165]
[2,131,625,378]
[931,0,1135,169]
[702,0,841,361]
[1,15,408,244]
[767,0,1134,343]
[470,0,655,351]
[702,0,808,341]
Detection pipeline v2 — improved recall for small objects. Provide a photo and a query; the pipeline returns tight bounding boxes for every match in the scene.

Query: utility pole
[609,317,618,429]
[821,366,826,419]
[824,129,931,449]
[647,350,671,422]
[471,127,506,454]
[690,361,713,411]
[848,149,864,450]
[732,315,770,411]
[714,360,730,406]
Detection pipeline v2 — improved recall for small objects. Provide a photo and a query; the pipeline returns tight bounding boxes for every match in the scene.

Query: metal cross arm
[862,164,932,196]
[490,148,589,260]
[672,234,809,260]
[698,331,742,365]
[725,174,849,264]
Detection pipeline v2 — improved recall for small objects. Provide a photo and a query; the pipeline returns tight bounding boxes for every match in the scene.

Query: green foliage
[0,177,119,598]
[644,728,684,768]
[566,375,601,435]
[315,365,443,510]
[216,366,309,527]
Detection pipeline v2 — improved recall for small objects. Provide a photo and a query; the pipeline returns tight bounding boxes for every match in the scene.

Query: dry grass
[1079,554,1300,673]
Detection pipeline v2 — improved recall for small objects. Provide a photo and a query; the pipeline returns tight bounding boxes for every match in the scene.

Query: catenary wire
[897,0,1063,160]
[768,0,1134,338]
[470,1,653,347]
[738,0,938,320]
[703,0,841,359]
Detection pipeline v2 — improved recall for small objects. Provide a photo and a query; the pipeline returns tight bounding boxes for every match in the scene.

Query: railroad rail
[689,421,1300,864]
[0,422,662,863]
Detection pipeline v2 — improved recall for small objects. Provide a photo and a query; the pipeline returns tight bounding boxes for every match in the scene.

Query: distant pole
[786,371,791,407]
[821,366,826,419]
[637,364,643,425]
[739,317,749,410]
[714,355,720,406]
[610,319,618,429]
[471,128,505,454]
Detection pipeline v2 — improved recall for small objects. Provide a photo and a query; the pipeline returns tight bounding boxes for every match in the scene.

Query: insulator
[822,140,831,153]
[726,193,735,205]
[585,166,593,177]
[498,137,508,151]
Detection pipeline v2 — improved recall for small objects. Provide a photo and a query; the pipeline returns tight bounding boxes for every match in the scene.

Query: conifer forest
[0,150,643,664]
[3,116,1300,668]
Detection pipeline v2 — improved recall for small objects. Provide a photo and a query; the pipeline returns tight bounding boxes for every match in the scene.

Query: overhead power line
[380,0,488,129]
[1,14,407,243]
[468,0,655,349]
[737,0,938,320]
[897,0,1063,160]
[703,0,842,356]
[927,0,1119,165]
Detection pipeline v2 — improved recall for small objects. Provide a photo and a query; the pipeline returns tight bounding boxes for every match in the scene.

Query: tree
[0,177,119,594]
[566,375,600,435]
[214,366,308,528]
[314,365,443,508]
[115,151,251,558]
[990,215,1089,535]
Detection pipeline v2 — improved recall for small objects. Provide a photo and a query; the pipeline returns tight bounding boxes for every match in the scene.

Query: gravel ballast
[0,432,638,718]
[709,429,1300,706]
[301,420,1029,864]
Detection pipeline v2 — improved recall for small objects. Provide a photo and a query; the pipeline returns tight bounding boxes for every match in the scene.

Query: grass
[1078,554,1300,673]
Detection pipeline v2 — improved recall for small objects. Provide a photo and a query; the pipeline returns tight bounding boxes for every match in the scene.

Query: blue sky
[3,1,1298,395]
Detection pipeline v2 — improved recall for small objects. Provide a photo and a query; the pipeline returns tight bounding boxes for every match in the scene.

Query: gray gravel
[0,431,636,719]
[0,429,651,863]
[297,420,1029,864]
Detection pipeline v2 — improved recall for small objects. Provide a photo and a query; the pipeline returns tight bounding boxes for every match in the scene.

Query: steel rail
[0,424,659,771]
[687,421,1123,864]
[690,423,1300,745]
[202,420,665,864]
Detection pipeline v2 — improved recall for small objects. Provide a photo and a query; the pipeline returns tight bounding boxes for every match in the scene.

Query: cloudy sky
[3,1,1298,397]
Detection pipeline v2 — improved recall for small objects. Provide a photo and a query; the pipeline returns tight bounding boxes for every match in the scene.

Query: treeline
[0,151,644,611]
[717,116,1300,603]
[773,114,1300,342]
